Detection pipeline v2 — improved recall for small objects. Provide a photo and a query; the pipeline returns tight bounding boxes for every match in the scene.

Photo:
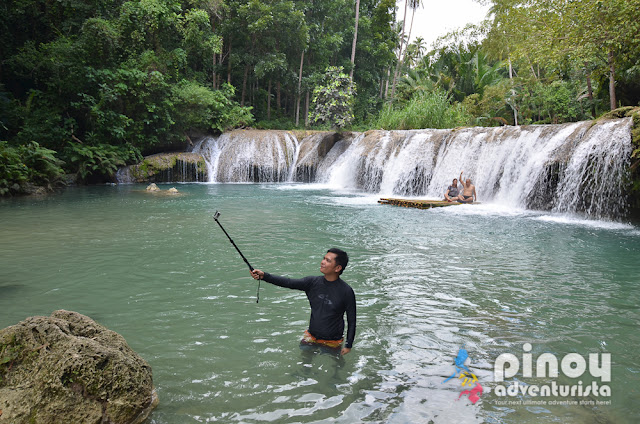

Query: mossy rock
[0,310,157,424]
[599,106,638,120]
[125,152,207,183]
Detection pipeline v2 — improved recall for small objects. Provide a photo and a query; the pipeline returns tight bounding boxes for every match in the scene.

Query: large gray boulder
[0,310,157,423]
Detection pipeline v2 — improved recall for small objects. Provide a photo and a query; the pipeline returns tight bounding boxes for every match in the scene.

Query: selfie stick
[213,211,260,303]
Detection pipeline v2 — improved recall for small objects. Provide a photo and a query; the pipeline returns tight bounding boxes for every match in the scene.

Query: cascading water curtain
[552,119,632,219]
[193,131,299,183]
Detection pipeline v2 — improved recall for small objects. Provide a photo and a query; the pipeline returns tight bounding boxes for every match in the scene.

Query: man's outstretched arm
[251,269,310,291]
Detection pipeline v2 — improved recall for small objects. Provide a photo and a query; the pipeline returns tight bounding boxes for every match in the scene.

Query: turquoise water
[1,183,639,423]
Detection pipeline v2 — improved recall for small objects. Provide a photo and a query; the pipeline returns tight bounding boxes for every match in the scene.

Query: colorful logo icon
[443,348,483,404]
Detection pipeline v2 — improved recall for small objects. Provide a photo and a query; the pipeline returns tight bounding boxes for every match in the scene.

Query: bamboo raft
[378,197,476,209]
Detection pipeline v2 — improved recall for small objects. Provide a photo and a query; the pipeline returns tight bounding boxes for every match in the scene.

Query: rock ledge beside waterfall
[116,152,207,183]
[0,310,157,424]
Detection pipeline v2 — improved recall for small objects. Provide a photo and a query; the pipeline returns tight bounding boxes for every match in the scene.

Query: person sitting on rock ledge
[458,171,477,203]
[444,178,461,202]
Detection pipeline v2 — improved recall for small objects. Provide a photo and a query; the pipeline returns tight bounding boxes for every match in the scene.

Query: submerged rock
[0,310,157,424]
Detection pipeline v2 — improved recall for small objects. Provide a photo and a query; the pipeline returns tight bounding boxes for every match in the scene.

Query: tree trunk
[391,0,409,98]
[217,58,221,89]
[253,79,258,106]
[277,81,281,113]
[508,57,513,79]
[608,49,617,110]
[268,79,272,120]
[227,38,232,84]
[212,50,217,89]
[511,89,518,126]
[305,90,310,127]
[349,0,360,81]
[585,61,595,118]
[402,3,417,66]
[241,64,249,106]
[384,67,391,99]
[296,51,304,126]
[283,93,288,116]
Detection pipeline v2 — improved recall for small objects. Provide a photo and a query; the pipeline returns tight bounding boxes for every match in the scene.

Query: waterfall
[192,119,633,218]
[193,130,299,182]
[553,120,632,218]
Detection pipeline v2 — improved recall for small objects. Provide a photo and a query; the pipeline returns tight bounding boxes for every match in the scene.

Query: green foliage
[375,90,472,130]
[1,0,260,193]
[518,79,589,124]
[254,117,297,130]
[482,0,640,111]
[309,67,356,129]
[461,80,514,126]
[181,8,223,70]
[0,142,27,195]
[62,142,142,183]
[396,68,437,103]
[172,81,253,133]
[75,64,179,148]
[12,90,78,153]
[0,141,65,195]
[411,44,507,103]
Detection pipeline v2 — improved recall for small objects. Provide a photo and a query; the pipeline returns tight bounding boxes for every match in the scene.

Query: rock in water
[0,310,158,424]
[168,187,178,193]
[146,183,160,191]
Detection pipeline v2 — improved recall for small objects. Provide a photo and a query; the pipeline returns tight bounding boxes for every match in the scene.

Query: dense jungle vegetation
[1,0,640,194]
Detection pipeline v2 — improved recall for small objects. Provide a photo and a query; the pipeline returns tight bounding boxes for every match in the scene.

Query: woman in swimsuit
[444,178,461,202]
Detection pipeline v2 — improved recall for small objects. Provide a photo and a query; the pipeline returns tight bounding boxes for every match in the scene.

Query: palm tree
[404,37,426,68]
[391,0,421,98]
[396,67,435,101]
[390,0,409,99]
[404,0,421,61]
[350,0,361,81]
[471,50,505,96]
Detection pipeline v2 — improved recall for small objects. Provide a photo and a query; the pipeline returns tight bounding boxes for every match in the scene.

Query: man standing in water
[250,248,356,356]
[458,171,477,203]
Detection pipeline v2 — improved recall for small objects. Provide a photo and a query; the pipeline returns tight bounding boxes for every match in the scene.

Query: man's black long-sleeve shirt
[263,273,356,348]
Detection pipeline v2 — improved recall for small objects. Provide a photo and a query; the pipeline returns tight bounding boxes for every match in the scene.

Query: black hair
[327,248,349,275]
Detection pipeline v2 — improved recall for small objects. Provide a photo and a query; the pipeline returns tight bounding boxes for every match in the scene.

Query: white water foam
[534,214,636,231]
